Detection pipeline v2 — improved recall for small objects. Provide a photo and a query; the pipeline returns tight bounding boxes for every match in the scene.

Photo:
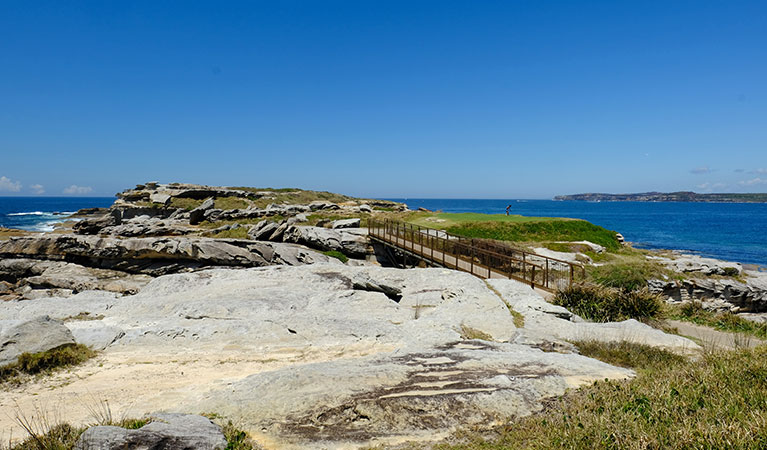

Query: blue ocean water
[0,197,115,231]
[386,199,767,267]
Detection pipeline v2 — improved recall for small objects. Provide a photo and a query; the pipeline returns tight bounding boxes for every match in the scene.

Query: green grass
[210,227,249,239]
[588,260,672,291]
[198,216,284,229]
[322,250,349,263]
[433,344,767,450]
[575,340,687,369]
[169,197,204,210]
[542,242,575,253]
[0,344,97,385]
[554,283,664,322]
[420,215,620,251]
[670,302,767,340]
[214,197,251,210]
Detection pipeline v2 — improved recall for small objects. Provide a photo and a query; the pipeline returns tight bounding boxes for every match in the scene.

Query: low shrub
[554,283,664,322]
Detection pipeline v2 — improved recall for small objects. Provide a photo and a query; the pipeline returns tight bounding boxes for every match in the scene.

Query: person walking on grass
[506,204,511,216]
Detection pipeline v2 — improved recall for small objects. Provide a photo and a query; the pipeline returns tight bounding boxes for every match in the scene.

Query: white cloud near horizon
[30,184,45,194]
[690,167,711,175]
[739,177,767,187]
[696,182,727,191]
[751,168,767,175]
[63,185,93,195]
[0,176,22,192]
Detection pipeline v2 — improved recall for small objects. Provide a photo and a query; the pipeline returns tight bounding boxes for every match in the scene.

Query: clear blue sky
[1,1,766,198]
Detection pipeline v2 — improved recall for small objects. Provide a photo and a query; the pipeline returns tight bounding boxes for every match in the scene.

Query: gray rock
[308,201,339,211]
[247,220,279,241]
[67,322,125,350]
[189,198,215,225]
[74,413,227,450]
[149,193,172,205]
[0,316,76,368]
[331,218,360,229]
[359,204,372,213]
[0,235,334,276]
[283,225,369,258]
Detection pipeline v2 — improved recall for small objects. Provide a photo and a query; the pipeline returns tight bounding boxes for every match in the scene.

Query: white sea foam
[7,211,48,216]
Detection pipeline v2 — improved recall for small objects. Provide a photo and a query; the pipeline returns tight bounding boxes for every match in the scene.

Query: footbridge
[368,219,585,292]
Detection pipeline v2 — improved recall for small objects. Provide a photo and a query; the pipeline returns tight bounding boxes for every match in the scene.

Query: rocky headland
[0,182,762,449]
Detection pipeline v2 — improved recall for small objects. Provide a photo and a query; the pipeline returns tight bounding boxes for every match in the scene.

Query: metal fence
[368,218,585,292]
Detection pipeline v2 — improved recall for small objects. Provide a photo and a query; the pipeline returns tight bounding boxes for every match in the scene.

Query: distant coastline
[553,192,767,203]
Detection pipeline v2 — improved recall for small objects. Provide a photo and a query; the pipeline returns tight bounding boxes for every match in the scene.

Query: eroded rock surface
[0,316,75,367]
[0,264,693,449]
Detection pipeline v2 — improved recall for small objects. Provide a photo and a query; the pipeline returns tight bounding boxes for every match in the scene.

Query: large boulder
[331,218,360,229]
[188,198,215,225]
[74,413,227,450]
[0,316,76,368]
[283,225,369,258]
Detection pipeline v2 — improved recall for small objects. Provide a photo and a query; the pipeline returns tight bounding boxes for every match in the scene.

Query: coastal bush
[554,283,664,322]
[445,219,620,251]
[670,301,767,340]
[0,344,96,385]
[433,346,767,450]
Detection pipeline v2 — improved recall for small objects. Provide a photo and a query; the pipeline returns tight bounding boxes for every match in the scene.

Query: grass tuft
[1,344,96,385]
[554,283,664,322]
[460,324,493,341]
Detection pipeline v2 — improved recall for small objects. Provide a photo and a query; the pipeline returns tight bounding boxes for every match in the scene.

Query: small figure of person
[506,204,511,216]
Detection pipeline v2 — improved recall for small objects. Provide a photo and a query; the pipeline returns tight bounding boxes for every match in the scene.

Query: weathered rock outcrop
[648,274,767,313]
[0,316,76,368]
[1,265,694,448]
[0,235,337,276]
[75,413,227,450]
[283,225,369,258]
[648,254,743,276]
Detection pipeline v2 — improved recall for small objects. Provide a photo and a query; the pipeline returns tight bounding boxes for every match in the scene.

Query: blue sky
[1,1,766,198]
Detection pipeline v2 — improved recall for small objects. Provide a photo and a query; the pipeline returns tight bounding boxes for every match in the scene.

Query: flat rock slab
[185,341,631,449]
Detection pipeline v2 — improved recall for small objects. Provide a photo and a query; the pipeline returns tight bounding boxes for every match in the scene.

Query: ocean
[2,196,766,267]
[0,197,115,232]
[387,199,767,267]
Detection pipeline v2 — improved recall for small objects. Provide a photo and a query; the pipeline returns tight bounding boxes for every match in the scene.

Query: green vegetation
[542,242,574,253]
[169,197,203,210]
[61,312,105,322]
[242,189,353,209]
[433,345,767,450]
[588,259,672,291]
[210,227,249,239]
[214,197,251,210]
[0,344,96,385]
[554,283,664,322]
[670,302,767,340]
[6,422,85,450]
[574,340,687,369]
[410,214,621,251]
[220,421,257,450]
[322,250,349,263]
[198,216,283,229]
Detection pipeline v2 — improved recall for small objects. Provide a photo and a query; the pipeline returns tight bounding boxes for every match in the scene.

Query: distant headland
[554,191,767,203]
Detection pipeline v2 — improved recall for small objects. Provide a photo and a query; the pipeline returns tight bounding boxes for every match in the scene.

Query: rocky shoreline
[0,182,762,449]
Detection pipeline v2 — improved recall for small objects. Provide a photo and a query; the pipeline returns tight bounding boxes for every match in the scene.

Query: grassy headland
[400,212,621,251]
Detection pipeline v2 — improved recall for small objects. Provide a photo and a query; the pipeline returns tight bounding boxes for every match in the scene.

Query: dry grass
[0,344,97,386]
[433,344,767,450]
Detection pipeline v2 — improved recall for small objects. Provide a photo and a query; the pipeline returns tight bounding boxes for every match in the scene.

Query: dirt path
[666,320,766,350]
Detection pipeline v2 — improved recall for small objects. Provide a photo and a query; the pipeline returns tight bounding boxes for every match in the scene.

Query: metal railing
[368,218,585,291]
